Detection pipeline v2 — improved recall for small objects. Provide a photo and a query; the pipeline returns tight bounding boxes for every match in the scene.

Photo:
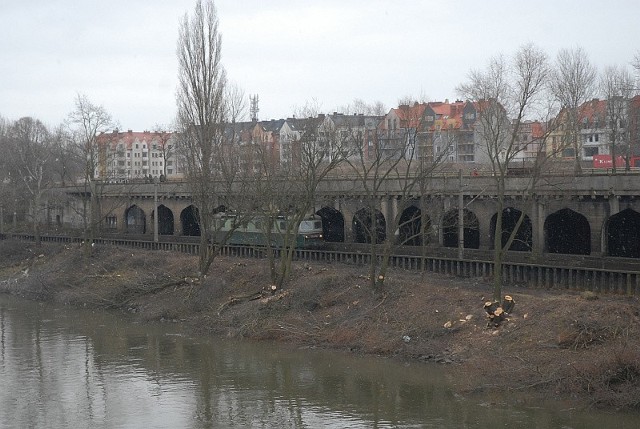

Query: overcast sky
[2,0,639,130]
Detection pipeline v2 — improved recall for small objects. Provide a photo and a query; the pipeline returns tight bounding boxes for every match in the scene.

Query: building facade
[97,130,181,181]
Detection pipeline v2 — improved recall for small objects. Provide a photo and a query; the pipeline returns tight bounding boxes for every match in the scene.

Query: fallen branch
[217,291,264,315]
[105,278,191,309]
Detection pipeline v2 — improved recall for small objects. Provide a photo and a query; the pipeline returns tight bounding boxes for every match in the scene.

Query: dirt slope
[1,240,638,410]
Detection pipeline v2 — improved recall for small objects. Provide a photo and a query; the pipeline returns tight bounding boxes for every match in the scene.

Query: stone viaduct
[62,171,640,260]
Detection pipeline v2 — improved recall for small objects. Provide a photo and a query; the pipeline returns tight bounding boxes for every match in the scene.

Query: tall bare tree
[457,44,561,302]
[550,47,598,173]
[175,0,254,276]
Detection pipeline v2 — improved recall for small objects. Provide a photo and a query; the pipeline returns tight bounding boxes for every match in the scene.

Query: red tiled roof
[97,130,172,150]
[578,98,607,123]
[425,100,467,131]
[393,103,428,128]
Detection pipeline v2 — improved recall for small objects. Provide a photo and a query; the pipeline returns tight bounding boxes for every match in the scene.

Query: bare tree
[150,124,175,179]
[175,0,254,276]
[292,98,324,119]
[337,98,387,116]
[225,82,247,124]
[550,47,598,173]
[6,117,55,245]
[66,93,118,253]
[49,125,80,186]
[274,116,345,289]
[457,43,560,303]
[600,65,636,171]
[343,102,453,289]
[0,116,13,231]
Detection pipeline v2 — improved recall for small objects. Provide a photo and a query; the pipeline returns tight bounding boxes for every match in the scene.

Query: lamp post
[153,177,159,243]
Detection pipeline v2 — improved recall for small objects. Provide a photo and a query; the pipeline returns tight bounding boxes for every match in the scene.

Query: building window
[584,146,599,157]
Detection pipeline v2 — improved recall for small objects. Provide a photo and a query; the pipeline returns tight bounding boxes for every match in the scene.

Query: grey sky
[1,0,639,130]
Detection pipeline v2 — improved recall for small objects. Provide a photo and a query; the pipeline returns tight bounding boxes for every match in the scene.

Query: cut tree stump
[502,295,515,314]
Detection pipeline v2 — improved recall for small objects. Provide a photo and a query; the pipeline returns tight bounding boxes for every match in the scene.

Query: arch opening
[180,205,201,237]
[398,206,425,246]
[545,208,590,255]
[152,204,175,236]
[125,205,146,234]
[607,208,640,258]
[316,206,345,242]
[353,207,386,244]
[442,208,480,249]
[490,207,532,252]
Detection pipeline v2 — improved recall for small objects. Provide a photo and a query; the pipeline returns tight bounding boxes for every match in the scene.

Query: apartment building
[97,130,180,180]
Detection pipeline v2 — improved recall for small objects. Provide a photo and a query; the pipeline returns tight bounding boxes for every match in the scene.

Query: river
[0,294,638,428]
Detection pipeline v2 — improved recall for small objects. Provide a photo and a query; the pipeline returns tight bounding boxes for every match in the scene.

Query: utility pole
[458,169,464,260]
[153,178,159,243]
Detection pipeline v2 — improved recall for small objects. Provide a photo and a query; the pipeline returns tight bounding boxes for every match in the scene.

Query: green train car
[214,216,324,248]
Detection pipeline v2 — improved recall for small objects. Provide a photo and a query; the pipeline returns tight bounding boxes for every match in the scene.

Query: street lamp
[153,177,159,243]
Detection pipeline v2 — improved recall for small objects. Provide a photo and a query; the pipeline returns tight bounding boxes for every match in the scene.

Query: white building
[97,130,182,180]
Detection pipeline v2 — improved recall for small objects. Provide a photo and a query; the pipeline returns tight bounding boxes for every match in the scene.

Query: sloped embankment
[1,239,638,410]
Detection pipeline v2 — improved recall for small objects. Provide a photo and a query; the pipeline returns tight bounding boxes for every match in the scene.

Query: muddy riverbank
[1,240,639,411]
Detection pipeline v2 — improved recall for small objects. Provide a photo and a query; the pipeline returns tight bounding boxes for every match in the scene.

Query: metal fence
[3,233,638,295]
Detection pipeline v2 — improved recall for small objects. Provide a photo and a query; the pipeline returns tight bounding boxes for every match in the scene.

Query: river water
[0,294,638,428]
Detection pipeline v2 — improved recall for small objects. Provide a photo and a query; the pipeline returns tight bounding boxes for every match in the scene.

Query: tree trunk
[492,207,504,302]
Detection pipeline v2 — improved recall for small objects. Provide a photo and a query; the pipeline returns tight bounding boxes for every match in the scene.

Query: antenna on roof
[250,94,260,122]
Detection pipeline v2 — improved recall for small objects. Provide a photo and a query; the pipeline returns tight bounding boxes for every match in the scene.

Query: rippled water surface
[1,294,638,428]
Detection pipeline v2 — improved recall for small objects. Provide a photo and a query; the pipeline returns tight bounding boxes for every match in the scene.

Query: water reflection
[1,294,639,428]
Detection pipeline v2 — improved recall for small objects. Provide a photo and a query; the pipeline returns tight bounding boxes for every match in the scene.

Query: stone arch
[180,205,200,237]
[152,204,175,236]
[125,205,146,234]
[490,207,532,251]
[397,206,427,246]
[442,208,480,249]
[545,208,590,255]
[353,207,386,244]
[316,206,344,242]
[606,208,640,258]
